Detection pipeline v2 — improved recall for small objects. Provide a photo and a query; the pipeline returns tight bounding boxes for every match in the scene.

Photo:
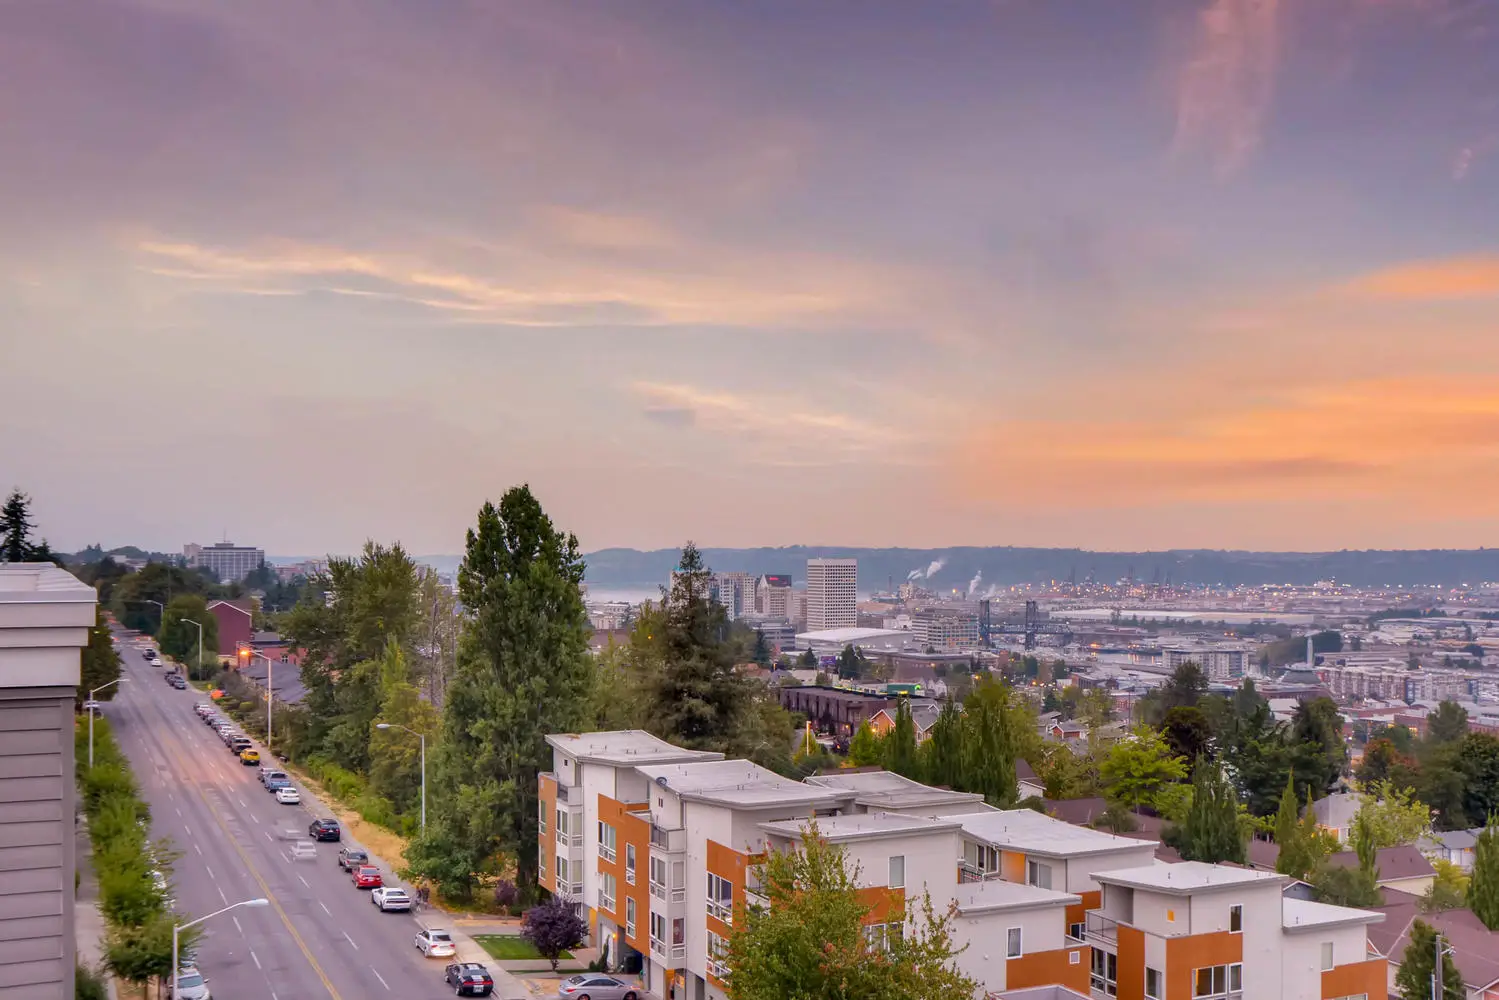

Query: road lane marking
[217,886,228,905]
[371,968,389,991]
[265,831,273,842]
[343,931,359,951]
[205,866,215,881]
[251,950,261,969]
[233,917,242,933]
[184,825,191,837]
[193,844,202,856]
[174,807,182,817]
[320,901,331,916]
[237,797,247,809]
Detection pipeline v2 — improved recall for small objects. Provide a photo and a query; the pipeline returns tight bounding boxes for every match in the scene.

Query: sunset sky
[3,0,1498,556]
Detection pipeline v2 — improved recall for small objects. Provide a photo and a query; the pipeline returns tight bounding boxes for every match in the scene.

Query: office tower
[806,558,857,631]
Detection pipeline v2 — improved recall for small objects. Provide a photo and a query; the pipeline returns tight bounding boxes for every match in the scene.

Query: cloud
[1341,255,1499,300]
[1453,135,1497,180]
[1172,0,1283,175]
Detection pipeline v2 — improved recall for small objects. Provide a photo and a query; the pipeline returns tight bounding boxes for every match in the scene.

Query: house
[1423,828,1481,871]
[866,699,942,741]
[1368,891,1499,1000]
[1326,845,1437,896]
[1311,791,1362,845]
[1017,759,1045,800]
[207,598,254,658]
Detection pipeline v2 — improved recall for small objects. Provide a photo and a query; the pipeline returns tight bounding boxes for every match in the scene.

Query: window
[650,856,667,899]
[626,897,636,940]
[625,844,637,885]
[1146,968,1163,1000]
[650,911,666,949]
[707,873,734,923]
[1006,927,1023,958]
[539,800,547,836]
[556,857,570,894]
[1320,942,1334,971]
[1026,860,1053,890]
[598,822,617,863]
[707,930,730,979]
[1192,963,1243,999]
[556,808,568,842]
[1091,949,1118,997]
[539,851,547,878]
[889,855,905,889]
[599,872,616,913]
[863,922,903,952]
[1229,904,1242,933]
[1068,922,1085,940]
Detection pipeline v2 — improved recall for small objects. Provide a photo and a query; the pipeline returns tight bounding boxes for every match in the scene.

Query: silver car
[168,965,210,999]
[555,974,640,1000]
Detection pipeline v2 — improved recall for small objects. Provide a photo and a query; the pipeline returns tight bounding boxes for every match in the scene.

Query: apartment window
[889,855,905,889]
[599,872,617,913]
[707,930,731,979]
[707,873,734,923]
[1192,963,1243,998]
[1026,860,1053,890]
[1068,922,1085,940]
[650,911,665,949]
[1006,927,1023,958]
[1145,968,1163,1000]
[1229,903,1242,933]
[625,844,637,885]
[556,857,570,894]
[863,922,903,952]
[539,851,547,878]
[1091,949,1118,997]
[650,856,667,898]
[598,822,617,863]
[625,897,636,940]
[556,808,568,842]
[1321,942,1334,971]
[539,800,547,836]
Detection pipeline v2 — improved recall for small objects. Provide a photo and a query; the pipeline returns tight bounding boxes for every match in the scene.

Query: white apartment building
[708,573,757,621]
[807,558,857,631]
[1162,646,1249,681]
[913,607,981,651]
[183,541,266,582]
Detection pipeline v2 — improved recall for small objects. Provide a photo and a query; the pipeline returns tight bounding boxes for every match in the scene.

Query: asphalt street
[101,632,472,1000]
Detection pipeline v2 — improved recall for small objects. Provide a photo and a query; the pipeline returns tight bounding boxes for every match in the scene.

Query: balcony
[707,957,730,981]
[958,862,1004,884]
[1085,911,1120,947]
[598,887,615,913]
[650,936,687,967]
[599,843,616,863]
[707,898,733,924]
[745,874,768,911]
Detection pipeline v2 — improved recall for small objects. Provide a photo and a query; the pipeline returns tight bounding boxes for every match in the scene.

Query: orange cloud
[1342,255,1499,300]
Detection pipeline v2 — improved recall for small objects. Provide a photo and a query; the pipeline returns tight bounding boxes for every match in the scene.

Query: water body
[1057,608,1319,625]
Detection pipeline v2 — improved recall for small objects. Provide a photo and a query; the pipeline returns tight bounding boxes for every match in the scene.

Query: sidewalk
[74,815,119,999]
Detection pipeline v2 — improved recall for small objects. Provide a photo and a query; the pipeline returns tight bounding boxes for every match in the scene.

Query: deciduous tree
[79,608,122,707]
[158,594,217,671]
[1101,725,1188,815]
[521,898,588,972]
[1354,780,1432,850]
[1395,919,1464,1000]
[848,721,884,767]
[1162,706,1213,765]
[1468,816,1499,930]
[1429,701,1470,745]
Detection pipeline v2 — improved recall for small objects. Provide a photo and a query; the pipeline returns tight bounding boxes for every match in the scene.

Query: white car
[371,887,410,912]
[82,700,102,712]
[289,840,317,861]
[414,928,456,958]
[275,787,301,805]
[151,657,164,667]
[167,964,211,999]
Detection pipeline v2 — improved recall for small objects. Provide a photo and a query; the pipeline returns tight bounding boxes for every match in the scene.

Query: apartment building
[1161,647,1249,682]
[806,558,857,631]
[183,541,266,582]
[708,573,757,621]
[754,575,791,618]
[913,607,981,651]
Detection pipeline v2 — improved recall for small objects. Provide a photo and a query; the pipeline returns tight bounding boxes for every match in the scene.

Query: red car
[352,866,383,889]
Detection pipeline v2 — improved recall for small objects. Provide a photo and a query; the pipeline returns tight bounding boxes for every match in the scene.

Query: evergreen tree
[1177,758,1246,864]
[847,721,884,767]
[837,644,865,680]
[412,487,594,901]
[1468,815,1499,930]
[79,608,122,708]
[1395,920,1464,1000]
[1101,725,1188,815]
[921,701,964,789]
[884,700,920,778]
[0,488,36,562]
[1274,773,1311,879]
[961,676,1037,807]
[1429,701,1470,745]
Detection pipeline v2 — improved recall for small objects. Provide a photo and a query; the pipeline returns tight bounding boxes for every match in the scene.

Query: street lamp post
[122,598,166,635]
[172,898,268,997]
[246,649,276,753]
[180,619,204,680]
[375,722,426,833]
[87,677,127,768]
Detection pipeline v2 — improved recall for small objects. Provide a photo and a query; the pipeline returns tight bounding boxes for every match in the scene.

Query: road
[101,632,470,1000]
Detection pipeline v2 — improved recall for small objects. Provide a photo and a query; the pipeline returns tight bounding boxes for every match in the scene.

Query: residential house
[1369,890,1499,1000]
[1311,792,1362,845]
[207,598,253,658]
[1423,828,1481,871]
[1326,845,1437,896]
[867,699,942,741]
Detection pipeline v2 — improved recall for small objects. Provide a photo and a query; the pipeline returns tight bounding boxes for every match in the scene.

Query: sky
[3,0,1499,556]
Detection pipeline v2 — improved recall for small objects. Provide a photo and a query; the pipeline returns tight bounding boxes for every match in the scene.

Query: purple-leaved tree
[521,897,588,972]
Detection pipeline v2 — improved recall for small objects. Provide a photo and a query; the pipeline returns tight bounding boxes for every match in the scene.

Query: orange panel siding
[1065,890,1103,928]
[856,886,906,924]
[1117,924,1146,1000]
[598,793,651,954]
[1321,959,1387,1000]
[1007,944,1092,992]
[1165,931,1243,1000]
[538,774,557,895]
[1001,851,1027,883]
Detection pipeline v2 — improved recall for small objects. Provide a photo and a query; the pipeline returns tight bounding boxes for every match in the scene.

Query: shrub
[522,898,588,972]
[76,962,109,1000]
[494,880,519,914]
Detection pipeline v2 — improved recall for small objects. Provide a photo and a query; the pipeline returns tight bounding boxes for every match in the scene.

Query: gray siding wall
[0,686,75,999]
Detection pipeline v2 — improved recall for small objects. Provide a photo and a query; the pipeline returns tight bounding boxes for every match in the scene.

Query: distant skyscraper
[709,572,758,620]
[184,541,265,583]
[806,558,857,631]
[756,574,792,618]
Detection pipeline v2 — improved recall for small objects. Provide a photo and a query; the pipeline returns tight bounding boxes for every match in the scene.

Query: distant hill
[576,546,1499,590]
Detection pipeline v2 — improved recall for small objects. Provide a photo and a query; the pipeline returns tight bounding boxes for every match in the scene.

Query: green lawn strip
[472,935,569,961]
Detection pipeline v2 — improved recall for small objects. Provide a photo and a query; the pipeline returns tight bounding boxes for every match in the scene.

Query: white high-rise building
[184,541,266,582]
[806,558,857,631]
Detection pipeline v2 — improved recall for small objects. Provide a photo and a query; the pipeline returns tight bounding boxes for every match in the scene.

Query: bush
[494,879,519,914]
[522,898,588,972]
[75,962,109,1000]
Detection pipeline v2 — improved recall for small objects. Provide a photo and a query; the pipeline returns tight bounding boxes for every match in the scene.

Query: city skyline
[3,0,1498,554]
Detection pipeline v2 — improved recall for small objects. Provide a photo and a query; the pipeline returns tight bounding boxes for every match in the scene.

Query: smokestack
[1306,636,1314,667]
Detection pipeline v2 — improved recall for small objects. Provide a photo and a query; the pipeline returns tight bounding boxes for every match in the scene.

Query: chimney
[1306,636,1314,667]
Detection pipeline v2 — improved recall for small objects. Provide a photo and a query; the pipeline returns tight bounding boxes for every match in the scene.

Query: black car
[337,847,369,871]
[443,963,494,997]
[309,818,341,842]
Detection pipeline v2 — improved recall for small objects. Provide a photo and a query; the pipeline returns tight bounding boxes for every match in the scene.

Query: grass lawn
[473,935,570,962]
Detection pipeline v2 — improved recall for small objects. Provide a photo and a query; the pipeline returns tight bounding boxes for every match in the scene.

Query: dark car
[168,675,187,689]
[309,818,341,842]
[337,847,369,871]
[444,963,494,997]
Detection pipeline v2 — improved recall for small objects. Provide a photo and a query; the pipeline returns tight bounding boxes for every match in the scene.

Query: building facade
[1162,647,1249,681]
[755,575,791,619]
[184,541,266,582]
[806,558,857,632]
[0,564,97,999]
[913,607,981,651]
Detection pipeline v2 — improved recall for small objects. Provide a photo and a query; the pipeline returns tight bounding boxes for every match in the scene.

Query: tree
[1356,738,1403,786]
[1162,706,1213,765]
[1275,774,1314,879]
[1354,780,1432,850]
[1468,817,1499,930]
[1424,859,1469,913]
[1038,742,1097,800]
[1312,863,1381,908]
[1175,759,1245,864]
[1395,919,1464,1000]
[413,489,594,901]
[1290,697,1346,798]
[521,897,587,972]
[1161,661,1208,711]
[920,702,964,789]
[1101,725,1188,814]
[0,488,50,563]
[105,913,198,995]
[960,676,1038,807]
[884,700,920,778]
[1429,701,1470,745]
[837,644,867,681]
[799,648,818,669]
[724,821,978,1000]
[367,643,441,821]
[158,594,218,671]
[79,607,122,707]
[1457,733,1499,825]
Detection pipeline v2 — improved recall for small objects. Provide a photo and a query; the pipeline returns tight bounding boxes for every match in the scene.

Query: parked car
[82,700,101,712]
[228,738,252,755]
[555,975,639,1000]
[444,963,495,997]
[141,649,155,661]
[370,887,410,912]
[337,848,369,871]
[352,866,383,889]
[265,776,292,793]
[168,674,187,689]
[414,928,456,958]
[166,964,211,999]
[239,749,260,766]
[275,787,301,805]
[309,818,341,841]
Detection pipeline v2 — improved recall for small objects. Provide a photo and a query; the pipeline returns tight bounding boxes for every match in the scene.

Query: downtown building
[806,558,857,631]
[537,730,1387,1000]
[184,541,266,582]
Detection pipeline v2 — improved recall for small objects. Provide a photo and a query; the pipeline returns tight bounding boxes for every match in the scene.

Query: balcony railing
[625,868,636,886]
[1085,911,1120,946]
[958,862,1004,884]
[598,888,615,913]
[707,899,733,924]
[650,880,666,901]
[671,884,686,903]
[650,937,687,963]
[707,958,730,981]
[650,825,685,852]
[599,844,616,863]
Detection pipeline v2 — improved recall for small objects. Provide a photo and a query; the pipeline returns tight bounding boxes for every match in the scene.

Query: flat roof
[545,731,724,767]
[954,810,1160,859]
[1093,862,1284,895]
[636,759,854,810]
[954,878,1079,916]
[0,564,97,602]
[1281,897,1385,933]
[806,771,987,811]
[796,627,908,643]
[760,813,961,845]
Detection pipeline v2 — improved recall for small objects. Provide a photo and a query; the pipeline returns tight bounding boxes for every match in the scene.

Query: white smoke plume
[907,569,924,580]
[925,558,946,579]
[969,570,983,595]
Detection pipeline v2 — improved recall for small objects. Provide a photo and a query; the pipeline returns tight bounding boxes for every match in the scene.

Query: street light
[243,648,277,753]
[122,598,166,636]
[87,677,128,768]
[375,722,427,833]
[173,898,268,998]
[177,618,206,680]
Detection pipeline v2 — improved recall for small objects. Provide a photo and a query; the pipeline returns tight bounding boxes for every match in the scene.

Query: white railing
[707,899,733,924]
[650,936,687,964]
[625,869,636,886]
[600,844,616,863]
[598,888,615,912]
[958,862,1004,884]
[707,958,730,980]
[650,880,666,901]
